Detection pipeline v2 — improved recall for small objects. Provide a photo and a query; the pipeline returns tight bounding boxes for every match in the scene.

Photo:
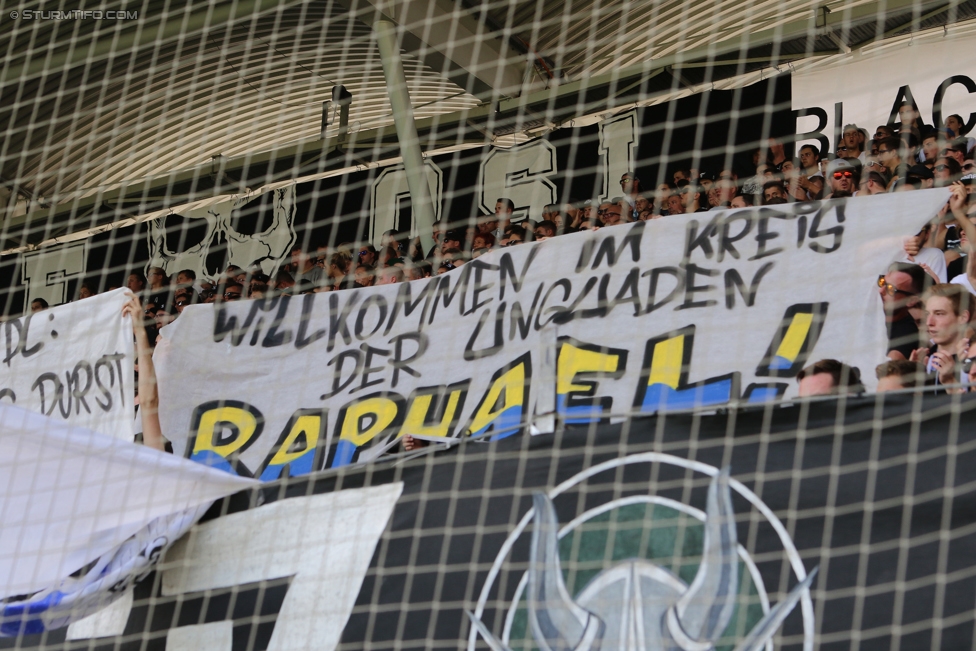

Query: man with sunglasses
[358,244,378,267]
[824,158,858,198]
[221,280,244,302]
[879,263,926,360]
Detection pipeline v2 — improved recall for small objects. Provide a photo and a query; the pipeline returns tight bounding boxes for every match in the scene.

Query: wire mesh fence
[2,0,976,649]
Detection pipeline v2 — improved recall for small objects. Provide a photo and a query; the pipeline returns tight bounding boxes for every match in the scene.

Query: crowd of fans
[36,104,976,398]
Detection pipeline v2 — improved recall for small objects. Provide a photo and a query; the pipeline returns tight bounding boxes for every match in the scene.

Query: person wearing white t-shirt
[900,222,947,284]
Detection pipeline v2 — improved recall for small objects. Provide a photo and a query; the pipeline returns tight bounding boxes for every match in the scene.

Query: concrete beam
[344,0,527,98]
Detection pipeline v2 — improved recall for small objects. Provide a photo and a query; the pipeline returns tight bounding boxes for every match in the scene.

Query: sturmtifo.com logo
[467,453,817,651]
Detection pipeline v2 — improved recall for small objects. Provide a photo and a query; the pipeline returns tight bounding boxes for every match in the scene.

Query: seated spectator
[289,250,325,288]
[912,283,975,385]
[403,264,424,281]
[762,180,787,204]
[441,249,465,266]
[147,267,169,292]
[224,265,245,284]
[534,220,557,239]
[579,215,602,231]
[441,229,464,253]
[126,271,147,294]
[272,269,295,294]
[934,156,962,186]
[666,189,685,215]
[920,127,947,165]
[730,195,753,209]
[381,229,401,254]
[673,179,706,213]
[619,173,641,220]
[154,304,175,329]
[77,281,96,300]
[472,232,495,251]
[173,288,196,314]
[652,184,671,216]
[248,273,270,296]
[960,338,976,391]
[407,237,425,262]
[944,138,970,166]
[427,220,444,259]
[796,359,864,397]
[377,245,398,268]
[248,281,269,299]
[863,168,890,195]
[873,125,895,149]
[875,136,904,187]
[376,266,403,285]
[504,225,527,246]
[199,282,216,304]
[797,144,824,200]
[354,264,374,287]
[358,244,378,267]
[634,193,650,217]
[176,269,196,288]
[879,263,927,360]
[946,114,968,137]
[601,203,623,226]
[707,173,736,210]
[875,360,925,392]
[838,124,866,161]
[697,171,716,198]
[901,164,934,190]
[328,251,355,291]
[221,280,244,301]
[778,159,807,202]
[30,297,48,313]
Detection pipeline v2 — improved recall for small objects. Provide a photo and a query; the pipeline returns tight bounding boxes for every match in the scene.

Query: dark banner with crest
[5,392,976,651]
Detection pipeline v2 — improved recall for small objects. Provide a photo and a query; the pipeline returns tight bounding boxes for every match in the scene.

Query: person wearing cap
[824,158,858,199]
[901,164,935,191]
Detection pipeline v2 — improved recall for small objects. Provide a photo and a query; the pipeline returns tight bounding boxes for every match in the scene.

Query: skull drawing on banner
[147,186,297,281]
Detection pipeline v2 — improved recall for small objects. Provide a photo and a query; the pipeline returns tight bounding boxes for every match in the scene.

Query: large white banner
[793,31,976,152]
[155,191,949,477]
[0,288,134,439]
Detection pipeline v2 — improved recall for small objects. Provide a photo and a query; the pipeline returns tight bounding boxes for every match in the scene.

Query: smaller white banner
[0,288,133,439]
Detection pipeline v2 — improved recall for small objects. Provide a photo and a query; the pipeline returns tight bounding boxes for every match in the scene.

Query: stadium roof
[1,0,974,249]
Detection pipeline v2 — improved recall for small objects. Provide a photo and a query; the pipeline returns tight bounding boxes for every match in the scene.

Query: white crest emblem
[467,453,816,651]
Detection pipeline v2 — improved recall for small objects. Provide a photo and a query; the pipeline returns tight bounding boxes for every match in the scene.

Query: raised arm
[122,293,166,451]
[947,182,976,282]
